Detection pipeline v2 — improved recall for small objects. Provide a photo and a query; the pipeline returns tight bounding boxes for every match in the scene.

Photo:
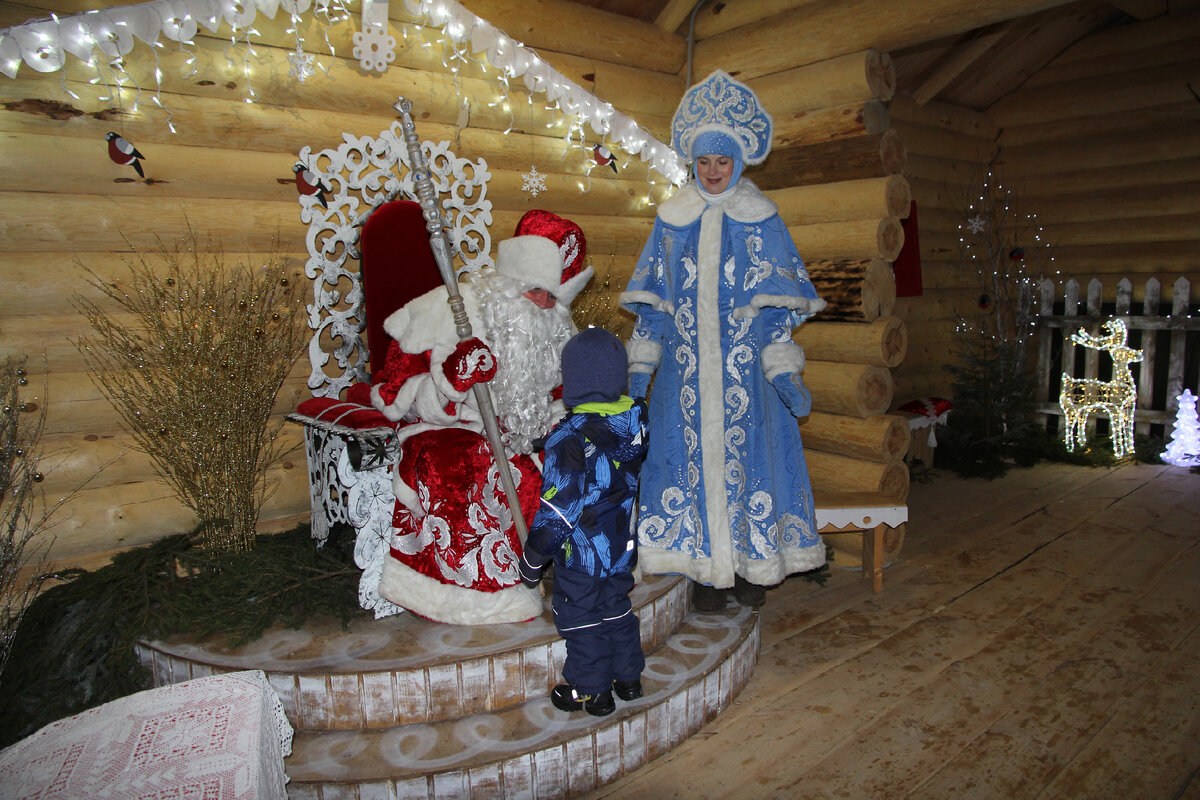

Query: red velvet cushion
[898,396,953,418]
[360,200,445,380]
[296,396,394,430]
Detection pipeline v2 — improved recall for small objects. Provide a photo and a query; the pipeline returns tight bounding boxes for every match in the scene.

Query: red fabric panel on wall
[893,200,923,298]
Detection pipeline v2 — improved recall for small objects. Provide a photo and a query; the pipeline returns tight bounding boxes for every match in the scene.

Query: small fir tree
[939,164,1050,478]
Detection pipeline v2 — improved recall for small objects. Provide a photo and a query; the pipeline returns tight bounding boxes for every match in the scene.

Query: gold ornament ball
[33,472,44,482]
[254,327,264,338]
[166,277,175,286]
[280,277,289,287]
[271,312,280,320]
[19,378,28,385]
[16,367,26,377]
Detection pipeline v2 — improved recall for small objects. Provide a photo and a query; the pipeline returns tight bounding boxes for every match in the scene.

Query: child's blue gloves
[519,548,549,587]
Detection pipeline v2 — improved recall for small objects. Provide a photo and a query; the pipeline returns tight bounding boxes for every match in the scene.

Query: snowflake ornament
[352,23,396,73]
[966,214,986,234]
[287,44,316,83]
[522,165,547,197]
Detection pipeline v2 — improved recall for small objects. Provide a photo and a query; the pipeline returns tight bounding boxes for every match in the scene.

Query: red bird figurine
[591,144,618,174]
[105,131,144,178]
[293,162,330,209]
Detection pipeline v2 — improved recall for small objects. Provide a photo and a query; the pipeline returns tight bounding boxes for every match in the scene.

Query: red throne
[296,199,442,426]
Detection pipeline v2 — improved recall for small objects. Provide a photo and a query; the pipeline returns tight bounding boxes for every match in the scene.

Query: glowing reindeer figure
[1059,318,1143,458]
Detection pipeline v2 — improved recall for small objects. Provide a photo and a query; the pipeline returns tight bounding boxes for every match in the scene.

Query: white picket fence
[1034,276,1200,438]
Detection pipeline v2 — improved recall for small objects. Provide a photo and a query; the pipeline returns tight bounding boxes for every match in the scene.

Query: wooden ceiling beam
[911,24,1011,105]
[693,0,1080,81]
[1103,0,1169,19]
[654,0,699,33]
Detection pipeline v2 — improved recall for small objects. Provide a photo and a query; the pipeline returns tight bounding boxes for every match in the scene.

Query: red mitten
[442,337,497,392]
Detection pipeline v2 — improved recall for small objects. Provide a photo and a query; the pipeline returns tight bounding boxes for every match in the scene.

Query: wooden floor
[581,462,1200,800]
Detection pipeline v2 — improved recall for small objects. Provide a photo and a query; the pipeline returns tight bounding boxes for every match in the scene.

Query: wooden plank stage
[582,462,1200,799]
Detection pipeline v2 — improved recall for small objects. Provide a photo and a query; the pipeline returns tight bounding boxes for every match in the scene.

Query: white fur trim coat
[619,179,827,589]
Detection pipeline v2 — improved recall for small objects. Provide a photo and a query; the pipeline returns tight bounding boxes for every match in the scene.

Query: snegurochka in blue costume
[620,70,828,611]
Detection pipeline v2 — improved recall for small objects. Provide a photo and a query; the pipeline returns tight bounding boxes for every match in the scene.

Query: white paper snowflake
[287,44,316,83]
[522,165,547,197]
[352,23,396,73]
[966,214,986,234]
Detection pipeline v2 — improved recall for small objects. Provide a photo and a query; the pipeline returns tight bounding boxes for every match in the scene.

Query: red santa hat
[495,209,593,307]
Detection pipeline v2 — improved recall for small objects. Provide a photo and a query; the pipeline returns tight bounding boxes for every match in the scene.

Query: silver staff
[392,96,529,544]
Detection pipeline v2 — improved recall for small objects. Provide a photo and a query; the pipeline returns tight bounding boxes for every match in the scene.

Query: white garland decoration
[0,0,687,185]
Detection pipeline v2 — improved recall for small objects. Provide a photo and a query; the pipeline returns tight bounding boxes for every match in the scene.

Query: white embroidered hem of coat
[639,544,826,589]
[378,556,543,625]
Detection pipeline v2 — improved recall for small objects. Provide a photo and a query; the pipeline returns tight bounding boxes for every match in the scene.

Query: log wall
[887,8,1200,404]
[0,0,681,568]
[990,9,1200,284]
[889,94,999,402]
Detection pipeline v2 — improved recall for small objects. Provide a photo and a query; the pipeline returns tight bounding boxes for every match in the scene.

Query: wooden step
[283,604,760,798]
[136,574,690,730]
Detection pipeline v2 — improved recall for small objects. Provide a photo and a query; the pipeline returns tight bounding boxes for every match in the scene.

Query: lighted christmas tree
[939,161,1051,477]
[1162,389,1200,467]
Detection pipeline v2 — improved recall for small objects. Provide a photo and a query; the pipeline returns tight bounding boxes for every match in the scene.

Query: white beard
[469,270,575,453]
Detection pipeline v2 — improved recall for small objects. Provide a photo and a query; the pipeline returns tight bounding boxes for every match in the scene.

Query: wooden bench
[815,490,908,593]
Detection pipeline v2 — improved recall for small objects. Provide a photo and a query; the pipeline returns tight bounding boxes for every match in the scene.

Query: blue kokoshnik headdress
[670,70,773,167]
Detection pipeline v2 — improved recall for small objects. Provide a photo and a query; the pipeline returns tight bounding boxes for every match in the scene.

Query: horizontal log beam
[751,128,906,190]
[1000,129,1200,177]
[807,258,897,322]
[43,469,310,562]
[990,59,1200,127]
[458,0,686,75]
[773,99,891,150]
[805,360,894,417]
[789,217,905,262]
[772,175,912,227]
[799,411,910,463]
[748,49,896,112]
[998,101,1200,149]
[892,119,997,162]
[795,316,908,367]
[807,448,909,501]
[888,94,998,140]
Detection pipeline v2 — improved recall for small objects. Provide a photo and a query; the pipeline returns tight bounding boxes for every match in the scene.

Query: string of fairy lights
[0,0,687,191]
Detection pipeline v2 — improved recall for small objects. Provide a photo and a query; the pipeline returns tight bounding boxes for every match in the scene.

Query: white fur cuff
[761,341,805,381]
[626,338,662,369]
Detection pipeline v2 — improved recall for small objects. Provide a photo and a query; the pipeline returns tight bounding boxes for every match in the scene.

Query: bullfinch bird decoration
[293,162,330,209]
[591,144,618,173]
[105,132,144,178]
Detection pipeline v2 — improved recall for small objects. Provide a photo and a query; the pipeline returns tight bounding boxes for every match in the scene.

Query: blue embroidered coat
[620,179,827,589]
[525,397,649,578]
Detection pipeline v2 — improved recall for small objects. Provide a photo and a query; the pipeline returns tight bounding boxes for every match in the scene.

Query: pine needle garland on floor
[0,524,361,748]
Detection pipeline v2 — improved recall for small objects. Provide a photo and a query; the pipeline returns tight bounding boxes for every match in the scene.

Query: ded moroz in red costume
[370,210,593,625]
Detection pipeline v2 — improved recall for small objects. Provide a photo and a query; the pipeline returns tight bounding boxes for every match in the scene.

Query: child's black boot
[613,679,643,701]
[551,684,616,717]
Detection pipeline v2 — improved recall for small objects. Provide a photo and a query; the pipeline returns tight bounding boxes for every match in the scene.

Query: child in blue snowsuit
[519,327,648,717]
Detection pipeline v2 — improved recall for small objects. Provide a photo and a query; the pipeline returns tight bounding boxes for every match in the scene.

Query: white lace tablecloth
[0,670,292,800]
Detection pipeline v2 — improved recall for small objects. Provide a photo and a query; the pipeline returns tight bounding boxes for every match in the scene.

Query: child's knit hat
[560,327,627,407]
